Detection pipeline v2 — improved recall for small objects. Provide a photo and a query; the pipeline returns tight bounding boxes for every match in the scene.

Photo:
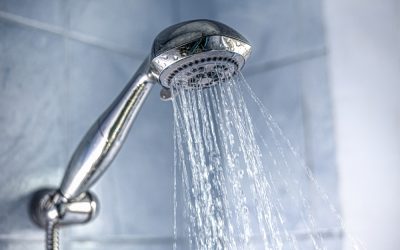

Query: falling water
[171,64,362,250]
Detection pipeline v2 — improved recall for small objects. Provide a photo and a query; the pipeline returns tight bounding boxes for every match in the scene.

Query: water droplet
[238,169,245,178]
[228,134,235,144]
[203,169,209,179]
[173,55,179,60]
[215,198,222,208]
[162,55,169,59]
[236,41,242,46]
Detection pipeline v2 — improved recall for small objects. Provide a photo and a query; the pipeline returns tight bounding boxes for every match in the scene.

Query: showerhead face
[150,20,252,89]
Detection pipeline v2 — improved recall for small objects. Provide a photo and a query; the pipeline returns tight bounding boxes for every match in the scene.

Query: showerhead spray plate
[161,50,242,89]
[150,20,252,90]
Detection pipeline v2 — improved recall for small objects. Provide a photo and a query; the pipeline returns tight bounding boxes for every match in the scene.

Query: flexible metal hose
[46,220,60,250]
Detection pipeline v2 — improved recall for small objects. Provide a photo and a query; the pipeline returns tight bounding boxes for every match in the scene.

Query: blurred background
[0,0,398,249]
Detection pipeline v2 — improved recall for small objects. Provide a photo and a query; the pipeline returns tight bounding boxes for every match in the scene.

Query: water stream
[171,66,361,250]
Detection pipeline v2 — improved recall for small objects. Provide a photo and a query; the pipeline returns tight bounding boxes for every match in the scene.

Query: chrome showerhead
[150,19,252,89]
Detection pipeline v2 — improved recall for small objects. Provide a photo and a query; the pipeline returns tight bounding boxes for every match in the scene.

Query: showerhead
[150,19,252,89]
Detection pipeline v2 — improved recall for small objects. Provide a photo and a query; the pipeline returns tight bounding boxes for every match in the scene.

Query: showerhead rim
[149,19,252,89]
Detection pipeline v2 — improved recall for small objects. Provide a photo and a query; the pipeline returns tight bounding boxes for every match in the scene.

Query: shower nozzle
[151,19,252,89]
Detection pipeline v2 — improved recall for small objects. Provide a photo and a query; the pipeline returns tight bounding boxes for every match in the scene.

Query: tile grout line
[62,0,72,171]
[0,10,146,59]
[0,227,342,242]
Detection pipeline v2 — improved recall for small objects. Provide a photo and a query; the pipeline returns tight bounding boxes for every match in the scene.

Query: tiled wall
[0,0,340,249]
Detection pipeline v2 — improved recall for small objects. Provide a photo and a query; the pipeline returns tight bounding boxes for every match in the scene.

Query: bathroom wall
[324,0,400,249]
[0,0,340,249]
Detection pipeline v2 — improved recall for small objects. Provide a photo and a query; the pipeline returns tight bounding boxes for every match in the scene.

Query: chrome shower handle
[60,57,156,200]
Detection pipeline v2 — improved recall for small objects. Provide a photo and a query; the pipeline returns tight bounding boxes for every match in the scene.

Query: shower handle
[29,57,156,237]
[60,56,156,200]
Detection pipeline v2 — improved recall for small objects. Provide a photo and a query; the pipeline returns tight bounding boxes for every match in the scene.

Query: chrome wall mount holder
[30,188,98,229]
[29,188,98,250]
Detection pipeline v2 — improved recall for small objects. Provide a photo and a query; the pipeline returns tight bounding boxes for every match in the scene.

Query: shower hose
[46,220,60,250]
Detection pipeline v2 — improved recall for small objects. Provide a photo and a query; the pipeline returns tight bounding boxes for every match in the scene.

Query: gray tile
[0,241,44,250]
[67,0,176,59]
[295,0,326,54]
[0,20,66,234]
[300,56,340,229]
[0,0,66,26]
